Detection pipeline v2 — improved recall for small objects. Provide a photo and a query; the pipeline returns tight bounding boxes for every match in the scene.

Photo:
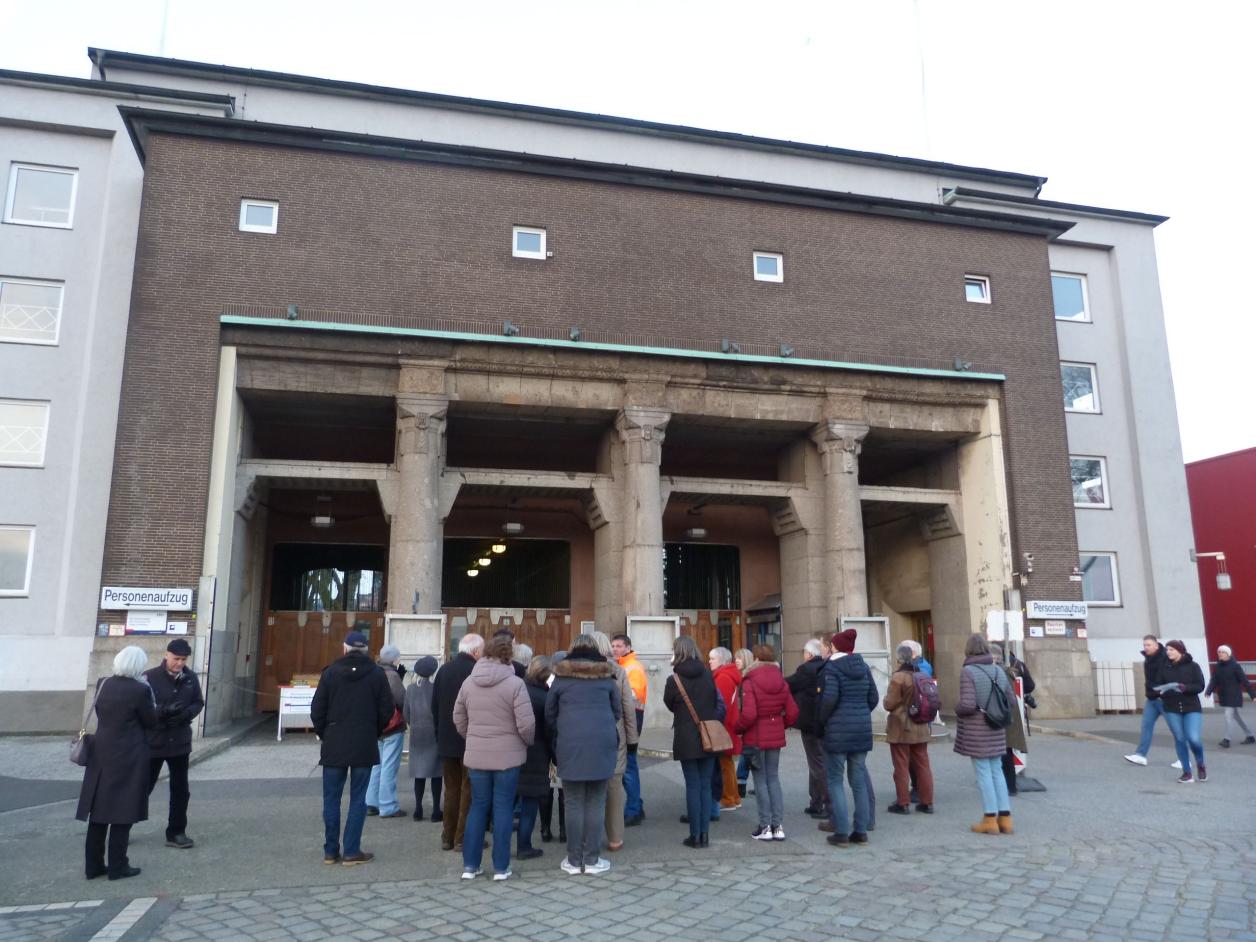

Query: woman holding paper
[1157,640,1207,783]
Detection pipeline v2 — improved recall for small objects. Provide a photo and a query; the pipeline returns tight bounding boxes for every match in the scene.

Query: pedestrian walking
[612,632,648,827]
[1158,640,1208,783]
[735,644,799,841]
[664,635,723,849]
[787,638,830,820]
[77,646,158,881]
[309,630,394,866]
[144,637,204,850]
[883,643,934,814]
[433,633,483,851]
[546,634,620,874]
[954,633,1014,835]
[709,646,744,811]
[816,628,878,847]
[1124,635,1170,766]
[1205,645,1256,748]
[366,644,407,818]
[516,655,553,859]
[590,631,639,853]
[403,656,442,822]
[453,634,535,881]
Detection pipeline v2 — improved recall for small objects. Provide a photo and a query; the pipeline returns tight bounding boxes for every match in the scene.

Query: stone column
[810,420,870,627]
[387,396,448,615]
[615,408,670,617]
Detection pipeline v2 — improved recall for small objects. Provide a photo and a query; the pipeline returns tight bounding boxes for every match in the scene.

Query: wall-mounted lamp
[491,543,507,554]
[779,344,795,358]
[503,320,521,337]
[286,303,299,320]
[1022,552,1034,574]
[569,327,582,341]
[954,357,973,372]
[1190,550,1232,591]
[503,522,525,535]
[721,339,741,355]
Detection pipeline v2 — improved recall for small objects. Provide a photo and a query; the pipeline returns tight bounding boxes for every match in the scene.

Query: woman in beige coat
[883,643,935,814]
[590,631,639,851]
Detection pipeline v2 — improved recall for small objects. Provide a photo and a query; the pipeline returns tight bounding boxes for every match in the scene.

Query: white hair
[458,633,484,655]
[379,644,401,664]
[113,645,149,679]
[589,630,613,658]
[709,646,733,666]
[514,642,533,664]
[903,640,923,658]
[803,639,824,658]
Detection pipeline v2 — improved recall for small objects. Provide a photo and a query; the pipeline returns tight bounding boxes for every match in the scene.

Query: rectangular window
[1070,455,1110,508]
[0,400,50,466]
[1061,362,1101,413]
[0,525,35,596]
[4,164,77,228]
[753,252,783,282]
[1051,272,1090,321]
[0,277,63,345]
[663,542,741,609]
[512,226,546,259]
[239,199,279,234]
[964,275,991,303]
[1079,552,1120,606]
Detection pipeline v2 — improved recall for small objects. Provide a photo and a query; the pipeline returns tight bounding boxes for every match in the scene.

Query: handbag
[381,706,405,738]
[674,674,734,754]
[70,680,104,767]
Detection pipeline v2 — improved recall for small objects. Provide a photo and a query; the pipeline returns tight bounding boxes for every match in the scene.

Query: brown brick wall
[102,134,1081,604]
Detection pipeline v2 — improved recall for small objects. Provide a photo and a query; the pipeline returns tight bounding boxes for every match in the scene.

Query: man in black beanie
[145,637,204,849]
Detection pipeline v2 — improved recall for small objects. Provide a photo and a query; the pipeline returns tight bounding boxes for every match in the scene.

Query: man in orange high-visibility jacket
[612,633,647,826]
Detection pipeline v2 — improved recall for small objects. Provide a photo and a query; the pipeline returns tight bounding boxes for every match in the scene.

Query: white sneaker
[1171,760,1182,769]
[492,869,512,881]
[583,858,611,874]
[1123,754,1148,766]
[559,859,582,875]
[751,826,774,841]
[772,826,786,841]
[460,867,482,880]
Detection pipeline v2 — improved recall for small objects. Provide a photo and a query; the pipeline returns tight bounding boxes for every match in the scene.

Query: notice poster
[126,609,168,634]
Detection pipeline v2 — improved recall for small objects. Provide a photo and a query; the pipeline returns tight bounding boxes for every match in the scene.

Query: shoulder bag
[70,679,104,767]
[675,674,734,754]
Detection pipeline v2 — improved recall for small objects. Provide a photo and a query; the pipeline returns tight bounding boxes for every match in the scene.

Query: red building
[1186,447,1256,663]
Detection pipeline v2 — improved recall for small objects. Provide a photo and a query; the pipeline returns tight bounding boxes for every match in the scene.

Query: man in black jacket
[432,632,483,851]
[144,638,204,849]
[1124,635,1170,766]
[787,638,829,818]
[310,631,393,866]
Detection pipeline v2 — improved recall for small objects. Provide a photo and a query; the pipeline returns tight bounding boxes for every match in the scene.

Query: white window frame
[964,274,991,303]
[0,525,35,597]
[4,163,78,229]
[512,226,547,259]
[0,276,64,346]
[0,399,50,467]
[1070,455,1111,509]
[1061,361,1101,413]
[238,199,279,234]
[1051,271,1091,322]
[1079,551,1121,607]
[753,252,784,283]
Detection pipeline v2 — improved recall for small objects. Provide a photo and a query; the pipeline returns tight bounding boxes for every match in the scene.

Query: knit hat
[1165,639,1188,656]
[414,656,438,677]
[832,629,858,654]
[166,638,192,656]
[344,631,369,649]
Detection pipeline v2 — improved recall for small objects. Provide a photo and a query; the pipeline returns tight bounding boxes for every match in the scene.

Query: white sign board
[986,610,1025,642]
[125,609,168,633]
[1044,622,1067,636]
[1026,600,1088,620]
[101,586,194,611]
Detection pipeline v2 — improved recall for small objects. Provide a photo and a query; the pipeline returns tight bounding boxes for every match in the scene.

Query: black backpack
[973,665,1013,730]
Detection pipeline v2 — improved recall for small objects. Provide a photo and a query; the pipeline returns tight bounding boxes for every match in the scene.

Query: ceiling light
[310,515,334,528]
[503,522,524,535]
[478,557,491,567]
[685,527,707,540]
[491,543,506,554]
[466,569,479,578]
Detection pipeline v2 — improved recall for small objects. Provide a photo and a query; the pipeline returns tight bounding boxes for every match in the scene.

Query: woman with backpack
[883,643,935,815]
[954,633,1015,835]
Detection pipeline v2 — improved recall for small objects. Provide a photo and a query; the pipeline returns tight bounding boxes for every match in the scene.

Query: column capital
[810,420,869,475]
[396,396,448,455]
[616,408,670,464]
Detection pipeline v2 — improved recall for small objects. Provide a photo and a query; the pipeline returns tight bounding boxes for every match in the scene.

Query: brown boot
[997,813,1013,834]
[970,814,999,835]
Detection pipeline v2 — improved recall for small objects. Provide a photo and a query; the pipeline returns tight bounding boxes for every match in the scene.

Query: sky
[2,0,1252,462]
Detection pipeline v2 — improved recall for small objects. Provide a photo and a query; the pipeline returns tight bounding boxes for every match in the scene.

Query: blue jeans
[824,750,869,836]
[464,767,520,874]
[680,757,715,838]
[1134,698,1166,756]
[623,711,644,818]
[517,795,540,852]
[972,756,1010,814]
[736,753,749,785]
[1164,711,1205,771]
[322,765,371,858]
[366,731,404,814]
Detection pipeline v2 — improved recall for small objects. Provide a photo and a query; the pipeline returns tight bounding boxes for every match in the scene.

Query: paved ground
[1,711,1254,940]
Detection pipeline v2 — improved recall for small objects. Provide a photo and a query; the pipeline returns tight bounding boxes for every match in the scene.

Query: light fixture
[685,527,708,540]
[954,357,973,372]
[570,327,582,341]
[466,568,479,578]
[310,515,334,528]
[1191,550,1231,591]
[721,338,741,354]
[1069,565,1083,582]
[286,303,299,320]
[503,320,520,337]
[478,557,491,567]
[503,522,524,535]
[491,543,506,554]
[779,344,795,358]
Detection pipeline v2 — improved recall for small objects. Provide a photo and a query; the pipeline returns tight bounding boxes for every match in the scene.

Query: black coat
[1205,658,1255,709]
[786,655,826,733]
[663,658,720,762]
[517,680,552,797]
[1141,644,1168,700]
[1159,654,1206,715]
[310,653,393,768]
[545,655,620,782]
[76,676,158,824]
[817,654,879,755]
[432,652,477,759]
[143,664,205,758]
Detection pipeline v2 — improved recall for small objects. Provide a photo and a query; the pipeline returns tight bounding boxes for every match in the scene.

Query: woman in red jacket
[735,645,799,841]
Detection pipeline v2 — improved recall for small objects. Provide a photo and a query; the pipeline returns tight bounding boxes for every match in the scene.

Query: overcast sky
[2,0,1251,461]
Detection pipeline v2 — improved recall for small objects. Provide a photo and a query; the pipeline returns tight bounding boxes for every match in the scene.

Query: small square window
[753,252,783,282]
[1079,552,1120,606]
[964,275,991,303]
[1052,272,1090,321]
[0,525,35,596]
[0,277,63,345]
[0,400,50,466]
[513,226,547,259]
[239,199,279,234]
[1061,362,1100,413]
[4,163,78,228]
[1070,455,1110,508]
